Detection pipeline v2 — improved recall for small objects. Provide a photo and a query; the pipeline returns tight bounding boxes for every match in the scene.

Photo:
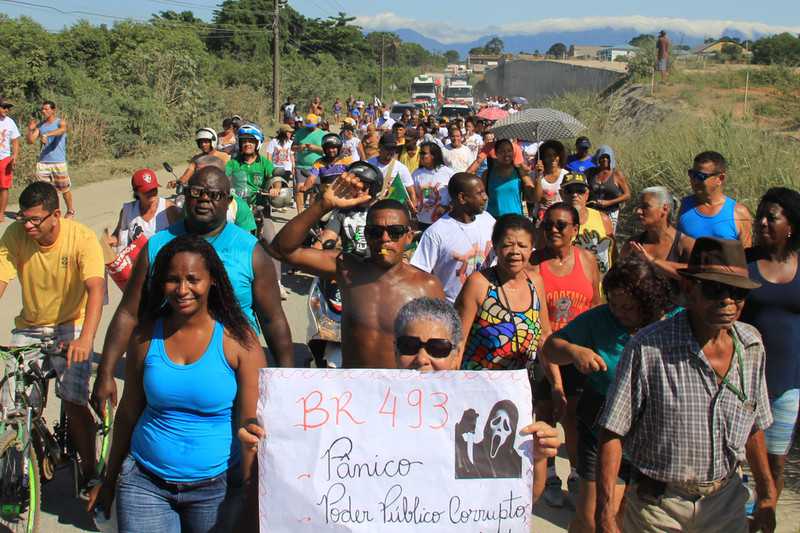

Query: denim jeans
[116,455,242,533]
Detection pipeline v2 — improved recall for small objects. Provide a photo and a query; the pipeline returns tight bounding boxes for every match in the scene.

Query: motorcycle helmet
[195,127,218,144]
[347,161,383,199]
[321,133,343,153]
[237,124,264,151]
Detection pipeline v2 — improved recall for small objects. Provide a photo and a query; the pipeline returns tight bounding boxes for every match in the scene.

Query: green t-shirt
[293,127,325,168]
[226,155,275,203]
[230,195,257,233]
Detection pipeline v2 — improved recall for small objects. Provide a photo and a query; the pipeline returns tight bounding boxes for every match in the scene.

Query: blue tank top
[677,195,739,240]
[38,119,67,163]
[131,320,239,482]
[486,167,523,219]
[148,221,259,330]
[741,258,800,398]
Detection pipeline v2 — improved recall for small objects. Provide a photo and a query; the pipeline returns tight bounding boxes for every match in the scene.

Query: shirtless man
[269,166,445,368]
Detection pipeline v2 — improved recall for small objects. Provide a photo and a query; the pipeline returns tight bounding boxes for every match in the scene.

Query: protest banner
[257,368,534,532]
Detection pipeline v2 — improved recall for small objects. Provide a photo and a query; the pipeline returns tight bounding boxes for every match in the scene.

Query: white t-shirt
[367,156,413,188]
[411,211,496,302]
[443,145,474,172]
[0,116,21,159]
[377,116,395,131]
[464,133,484,158]
[341,137,362,162]
[412,166,454,225]
[267,138,293,171]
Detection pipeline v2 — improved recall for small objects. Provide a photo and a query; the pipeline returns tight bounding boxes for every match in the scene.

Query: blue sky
[2,0,799,42]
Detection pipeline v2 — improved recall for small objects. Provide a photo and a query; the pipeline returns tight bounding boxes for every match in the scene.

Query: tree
[752,32,800,65]
[720,43,743,62]
[547,42,567,58]
[444,50,459,63]
[468,46,485,56]
[484,36,504,55]
[629,34,655,49]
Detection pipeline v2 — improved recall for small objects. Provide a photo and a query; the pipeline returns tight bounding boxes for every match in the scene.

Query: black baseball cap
[576,136,591,149]
[379,133,398,149]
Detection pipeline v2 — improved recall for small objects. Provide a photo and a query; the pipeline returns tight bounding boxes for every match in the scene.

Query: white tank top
[118,197,171,251]
[538,169,568,211]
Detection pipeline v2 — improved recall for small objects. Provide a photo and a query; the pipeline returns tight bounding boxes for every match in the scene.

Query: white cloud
[353,13,800,44]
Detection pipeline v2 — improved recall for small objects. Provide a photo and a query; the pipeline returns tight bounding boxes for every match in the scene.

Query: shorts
[294,167,310,188]
[533,363,586,401]
[0,156,14,189]
[657,58,668,72]
[8,324,91,406]
[764,388,799,455]
[577,418,631,483]
[35,161,71,192]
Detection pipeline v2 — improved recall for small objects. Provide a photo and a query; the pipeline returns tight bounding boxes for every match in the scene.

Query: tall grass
[542,88,800,235]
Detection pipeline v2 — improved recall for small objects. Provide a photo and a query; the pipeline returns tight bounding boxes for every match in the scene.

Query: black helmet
[347,161,383,199]
[321,133,343,150]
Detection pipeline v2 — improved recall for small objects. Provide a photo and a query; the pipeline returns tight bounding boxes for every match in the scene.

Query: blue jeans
[116,455,242,533]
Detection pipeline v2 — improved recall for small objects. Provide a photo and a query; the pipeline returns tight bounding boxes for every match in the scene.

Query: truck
[411,74,441,110]
[444,79,474,107]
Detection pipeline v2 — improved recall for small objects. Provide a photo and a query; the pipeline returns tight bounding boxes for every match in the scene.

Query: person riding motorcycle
[299,133,353,198]
[173,127,231,186]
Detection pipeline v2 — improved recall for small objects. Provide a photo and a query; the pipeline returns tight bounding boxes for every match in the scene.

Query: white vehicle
[412,75,438,107]
[444,79,474,106]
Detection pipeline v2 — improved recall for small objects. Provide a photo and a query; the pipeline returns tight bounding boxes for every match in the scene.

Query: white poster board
[257,368,534,532]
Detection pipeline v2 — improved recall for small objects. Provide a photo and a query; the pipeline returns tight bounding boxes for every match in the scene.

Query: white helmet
[195,127,218,144]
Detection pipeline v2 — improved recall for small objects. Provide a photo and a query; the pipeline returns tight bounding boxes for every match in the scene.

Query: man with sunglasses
[269,172,445,369]
[678,151,753,247]
[561,173,615,275]
[92,166,294,415]
[0,182,106,488]
[596,238,777,533]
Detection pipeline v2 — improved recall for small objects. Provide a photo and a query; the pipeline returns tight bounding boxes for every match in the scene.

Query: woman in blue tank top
[483,139,535,218]
[89,235,265,533]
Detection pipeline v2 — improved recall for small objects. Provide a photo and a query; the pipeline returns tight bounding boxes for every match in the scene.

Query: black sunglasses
[563,185,588,196]
[187,186,228,202]
[697,279,750,301]
[542,220,572,232]
[364,224,409,241]
[688,169,720,181]
[396,336,454,358]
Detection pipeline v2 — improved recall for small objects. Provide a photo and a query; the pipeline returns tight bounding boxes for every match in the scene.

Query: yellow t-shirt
[399,149,420,174]
[573,207,613,275]
[0,219,105,329]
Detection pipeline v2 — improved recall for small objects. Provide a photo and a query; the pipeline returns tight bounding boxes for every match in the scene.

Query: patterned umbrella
[476,106,509,121]
[490,108,586,142]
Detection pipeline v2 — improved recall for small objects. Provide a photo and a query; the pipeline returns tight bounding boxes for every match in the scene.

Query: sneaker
[568,473,580,495]
[542,475,565,508]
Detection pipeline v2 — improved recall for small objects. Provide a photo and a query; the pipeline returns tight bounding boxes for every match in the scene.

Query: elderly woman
[393,297,560,503]
[542,255,674,532]
[622,186,695,280]
[741,187,800,505]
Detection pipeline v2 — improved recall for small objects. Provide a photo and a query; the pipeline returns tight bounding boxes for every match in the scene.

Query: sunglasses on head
[542,220,572,232]
[396,336,454,358]
[688,169,720,181]
[187,186,228,202]
[697,279,750,301]
[563,185,588,196]
[364,224,409,241]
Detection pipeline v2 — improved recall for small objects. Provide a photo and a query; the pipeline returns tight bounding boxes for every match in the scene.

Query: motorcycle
[305,239,342,368]
[162,162,185,209]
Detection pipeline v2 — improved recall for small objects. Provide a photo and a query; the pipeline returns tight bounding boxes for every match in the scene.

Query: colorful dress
[461,268,543,371]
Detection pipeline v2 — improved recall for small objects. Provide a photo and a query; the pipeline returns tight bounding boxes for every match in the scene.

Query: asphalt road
[0,170,796,532]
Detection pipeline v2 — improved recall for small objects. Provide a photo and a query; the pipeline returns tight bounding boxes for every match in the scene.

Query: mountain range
[391,27,761,57]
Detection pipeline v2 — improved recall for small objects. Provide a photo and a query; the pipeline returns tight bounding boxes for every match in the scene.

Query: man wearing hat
[291,113,325,213]
[561,172,615,274]
[595,237,777,533]
[366,132,416,209]
[566,136,597,174]
[0,98,20,222]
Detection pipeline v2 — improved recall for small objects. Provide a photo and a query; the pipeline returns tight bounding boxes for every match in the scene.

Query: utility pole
[272,0,281,122]
[379,34,385,103]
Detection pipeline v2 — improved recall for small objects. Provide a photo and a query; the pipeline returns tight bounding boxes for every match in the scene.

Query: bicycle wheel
[0,432,41,533]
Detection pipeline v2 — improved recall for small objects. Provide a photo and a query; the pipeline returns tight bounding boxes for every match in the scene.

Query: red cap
[131,168,160,193]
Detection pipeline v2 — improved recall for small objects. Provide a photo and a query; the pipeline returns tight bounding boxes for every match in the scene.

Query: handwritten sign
[257,368,534,532]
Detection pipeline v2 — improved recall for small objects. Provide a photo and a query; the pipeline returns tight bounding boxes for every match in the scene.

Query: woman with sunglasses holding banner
[456,214,551,375]
[529,202,601,508]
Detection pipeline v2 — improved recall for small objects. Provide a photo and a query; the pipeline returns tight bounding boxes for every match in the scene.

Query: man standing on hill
[678,151,752,247]
[657,30,670,82]
[26,100,75,218]
[0,98,20,222]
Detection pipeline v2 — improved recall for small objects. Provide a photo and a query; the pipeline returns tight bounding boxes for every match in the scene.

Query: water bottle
[742,474,755,516]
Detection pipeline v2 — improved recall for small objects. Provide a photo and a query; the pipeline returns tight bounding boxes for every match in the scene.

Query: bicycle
[0,336,113,533]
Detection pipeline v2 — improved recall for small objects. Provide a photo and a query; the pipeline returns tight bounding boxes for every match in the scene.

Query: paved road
[1,171,797,532]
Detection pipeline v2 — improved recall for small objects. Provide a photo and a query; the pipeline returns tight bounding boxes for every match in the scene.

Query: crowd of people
[0,92,796,533]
